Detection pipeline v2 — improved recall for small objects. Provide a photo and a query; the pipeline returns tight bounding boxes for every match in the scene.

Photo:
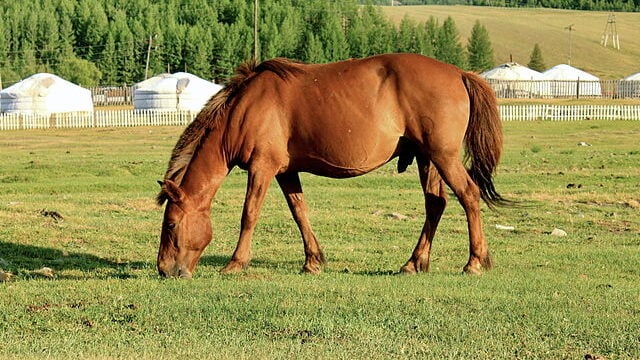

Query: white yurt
[542,64,602,97]
[133,72,223,112]
[0,73,94,114]
[480,63,550,97]
[481,62,544,80]
[617,72,640,98]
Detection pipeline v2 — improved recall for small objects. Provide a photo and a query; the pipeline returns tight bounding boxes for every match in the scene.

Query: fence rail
[499,104,640,121]
[0,110,197,130]
[89,86,134,107]
[486,79,640,99]
[1,106,639,130]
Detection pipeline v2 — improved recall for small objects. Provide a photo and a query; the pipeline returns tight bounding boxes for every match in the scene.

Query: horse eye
[167,223,176,230]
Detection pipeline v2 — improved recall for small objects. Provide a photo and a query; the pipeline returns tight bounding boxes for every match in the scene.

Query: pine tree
[143,7,166,77]
[396,15,431,56]
[365,6,394,55]
[212,21,252,79]
[184,25,212,78]
[423,16,439,57]
[396,16,417,53]
[435,17,466,68]
[277,7,302,59]
[346,11,372,58]
[319,12,349,62]
[74,0,108,61]
[100,31,118,84]
[161,11,186,75]
[303,30,326,63]
[0,12,8,68]
[261,20,282,61]
[528,43,546,72]
[37,0,60,71]
[111,10,136,84]
[16,43,39,77]
[56,5,76,59]
[467,21,495,72]
[412,21,434,57]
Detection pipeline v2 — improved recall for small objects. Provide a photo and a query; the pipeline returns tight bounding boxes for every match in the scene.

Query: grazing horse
[156,53,505,279]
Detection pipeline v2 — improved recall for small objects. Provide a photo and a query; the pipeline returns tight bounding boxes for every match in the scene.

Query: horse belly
[293,124,400,178]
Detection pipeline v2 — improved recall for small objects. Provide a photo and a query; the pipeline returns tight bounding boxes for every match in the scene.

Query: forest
[2,0,495,87]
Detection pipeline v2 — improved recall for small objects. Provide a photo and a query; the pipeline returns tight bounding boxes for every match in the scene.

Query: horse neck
[180,128,229,209]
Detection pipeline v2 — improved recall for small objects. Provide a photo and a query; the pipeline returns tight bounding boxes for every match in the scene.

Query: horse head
[157,180,212,279]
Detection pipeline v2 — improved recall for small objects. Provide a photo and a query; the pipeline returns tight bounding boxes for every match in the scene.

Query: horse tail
[461,71,508,209]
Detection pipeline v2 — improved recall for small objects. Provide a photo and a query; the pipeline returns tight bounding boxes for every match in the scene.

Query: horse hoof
[220,261,247,274]
[399,263,418,275]
[400,258,430,274]
[462,264,483,275]
[301,265,321,275]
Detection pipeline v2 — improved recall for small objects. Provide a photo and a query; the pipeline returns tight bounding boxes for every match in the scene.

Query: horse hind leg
[400,158,447,274]
[276,172,326,274]
[431,154,492,274]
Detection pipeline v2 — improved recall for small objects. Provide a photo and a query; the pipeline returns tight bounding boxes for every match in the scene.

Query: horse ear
[161,179,186,204]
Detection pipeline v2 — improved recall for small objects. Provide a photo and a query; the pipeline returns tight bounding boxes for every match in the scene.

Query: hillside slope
[382,6,640,79]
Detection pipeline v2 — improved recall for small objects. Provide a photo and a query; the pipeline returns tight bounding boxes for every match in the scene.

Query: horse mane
[156,58,304,205]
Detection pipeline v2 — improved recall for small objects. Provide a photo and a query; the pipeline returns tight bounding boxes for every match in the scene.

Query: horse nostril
[158,268,168,278]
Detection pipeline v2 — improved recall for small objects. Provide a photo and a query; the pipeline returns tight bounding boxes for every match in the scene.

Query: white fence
[486,79,640,99]
[499,104,640,121]
[89,86,134,107]
[1,106,639,130]
[0,110,197,130]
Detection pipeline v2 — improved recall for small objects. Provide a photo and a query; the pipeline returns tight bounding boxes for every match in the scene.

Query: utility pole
[601,14,620,50]
[145,34,157,79]
[564,24,575,65]
[254,0,260,61]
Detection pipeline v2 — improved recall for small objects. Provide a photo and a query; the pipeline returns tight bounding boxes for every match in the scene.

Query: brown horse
[156,53,505,279]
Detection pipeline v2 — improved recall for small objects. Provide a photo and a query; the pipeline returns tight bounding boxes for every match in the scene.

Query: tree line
[370,0,639,12]
[0,0,500,88]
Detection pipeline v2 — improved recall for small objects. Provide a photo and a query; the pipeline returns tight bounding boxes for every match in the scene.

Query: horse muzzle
[158,263,193,279]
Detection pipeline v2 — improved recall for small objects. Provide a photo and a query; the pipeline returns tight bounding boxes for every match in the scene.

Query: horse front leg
[220,169,273,274]
[276,172,326,274]
[400,160,447,274]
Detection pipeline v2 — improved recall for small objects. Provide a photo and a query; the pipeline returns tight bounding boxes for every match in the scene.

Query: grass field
[0,121,639,359]
[382,6,640,80]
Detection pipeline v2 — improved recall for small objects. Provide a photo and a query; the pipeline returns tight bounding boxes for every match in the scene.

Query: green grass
[382,5,640,80]
[1,121,639,359]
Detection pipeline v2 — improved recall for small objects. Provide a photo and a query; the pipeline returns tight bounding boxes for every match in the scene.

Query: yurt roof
[0,73,93,114]
[623,72,640,80]
[480,63,544,80]
[134,72,222,94]
[542,64,599,81]
[133,72,222,112]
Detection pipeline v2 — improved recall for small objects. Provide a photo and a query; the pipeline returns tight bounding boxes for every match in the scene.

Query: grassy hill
[382,6,640,79]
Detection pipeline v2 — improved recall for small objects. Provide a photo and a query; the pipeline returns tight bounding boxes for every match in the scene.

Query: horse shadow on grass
[198,254,302,273]
[2,242,392,279]
[198,254,398,276]
[198,254,230,268]
[0,241,153,280]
